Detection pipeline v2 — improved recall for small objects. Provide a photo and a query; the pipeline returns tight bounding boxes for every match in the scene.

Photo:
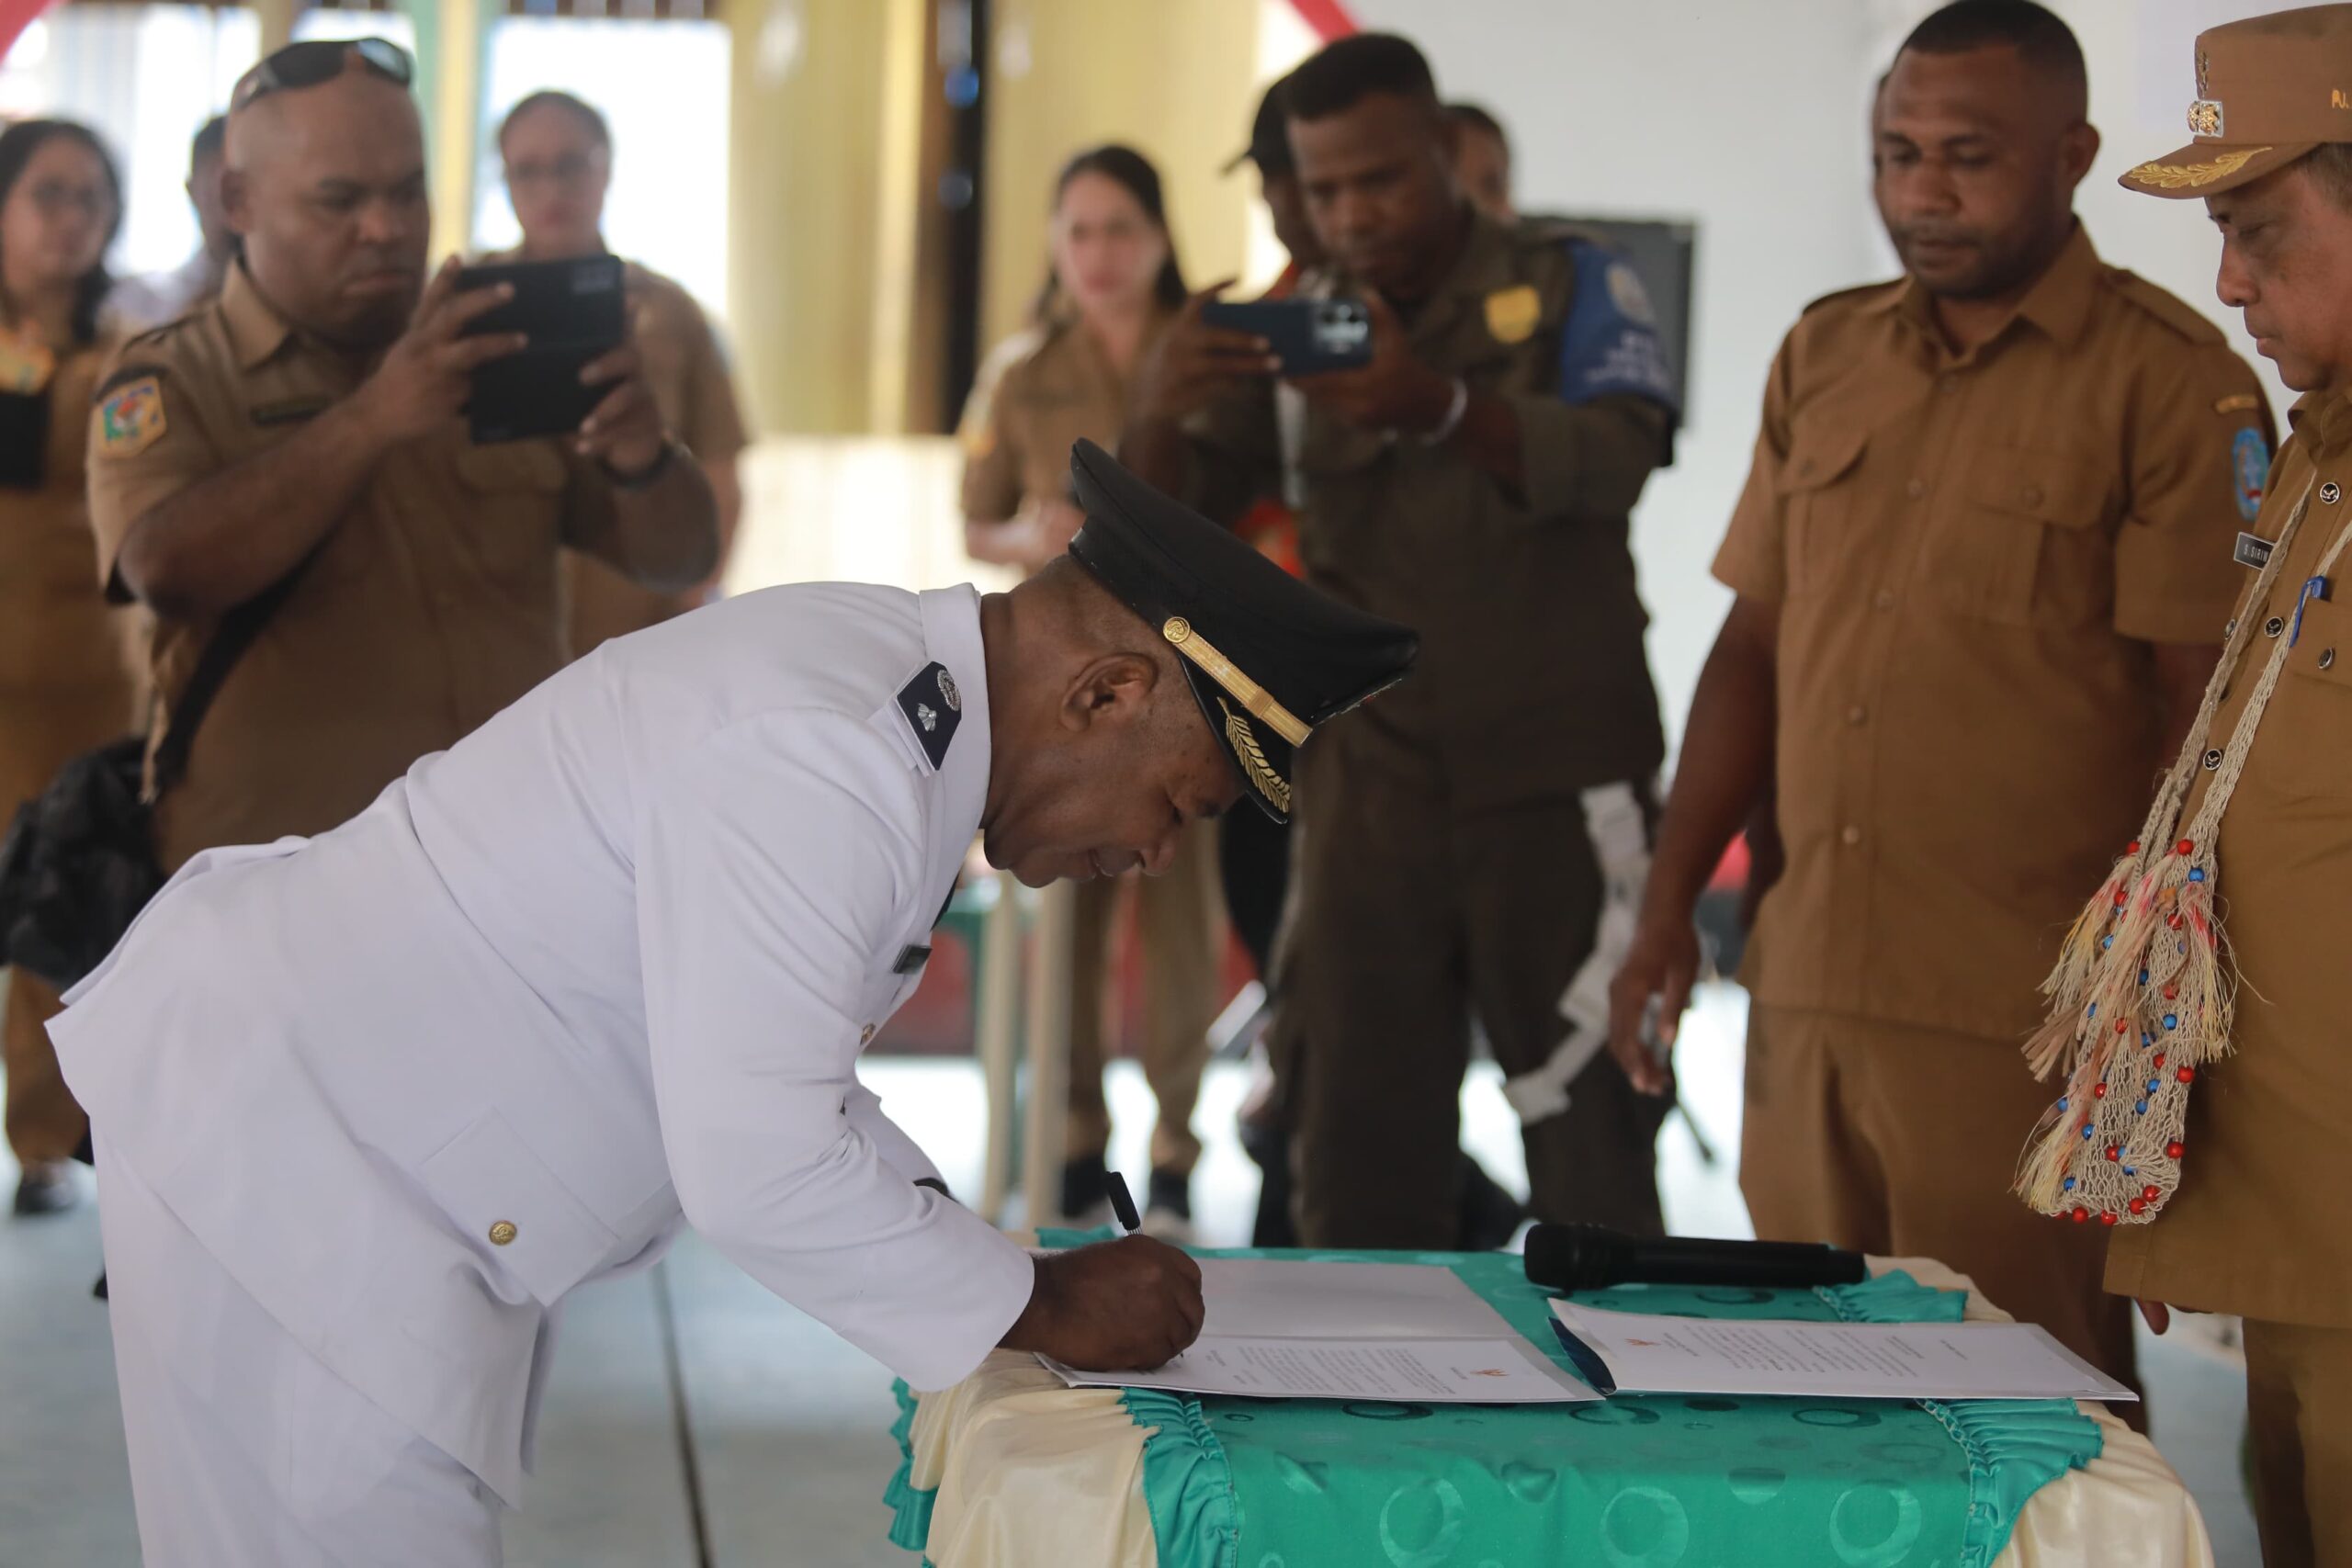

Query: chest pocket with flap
[1772,425,1869,598]
[1942,448,2114,630]
[2256,592,2352,803]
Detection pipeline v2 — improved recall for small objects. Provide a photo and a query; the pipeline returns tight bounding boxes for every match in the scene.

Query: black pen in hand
[1106,1170,1142,1234]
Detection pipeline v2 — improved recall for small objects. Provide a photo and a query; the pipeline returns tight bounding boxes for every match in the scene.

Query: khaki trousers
[1741,1004,2139,1403]
[1064,818,1222,1176]
[2245,1318,2352,1568]
[1281,716,1667,1248]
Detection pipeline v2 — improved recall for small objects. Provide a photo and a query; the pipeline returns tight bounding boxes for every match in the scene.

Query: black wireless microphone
[1523,1224,1868,1292]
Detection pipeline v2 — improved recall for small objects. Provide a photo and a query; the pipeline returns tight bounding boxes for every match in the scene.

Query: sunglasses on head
[231,37,413,113]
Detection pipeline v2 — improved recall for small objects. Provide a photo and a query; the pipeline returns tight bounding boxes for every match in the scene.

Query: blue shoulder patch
[1557,240,1679,418]
[2233,425,2269,523]
[895,661,963,771]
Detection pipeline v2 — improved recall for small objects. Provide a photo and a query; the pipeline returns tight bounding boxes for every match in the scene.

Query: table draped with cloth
[884,1241,2211,1568]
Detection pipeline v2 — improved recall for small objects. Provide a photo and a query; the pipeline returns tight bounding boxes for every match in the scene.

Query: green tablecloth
[890,1243,2105,1568]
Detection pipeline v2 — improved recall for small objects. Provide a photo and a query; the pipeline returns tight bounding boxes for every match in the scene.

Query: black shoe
[1455,1154,1524,1252]
[1144,1167,1193,1242]
[13,1163,79,1217]
[1058,1153,1110,1223]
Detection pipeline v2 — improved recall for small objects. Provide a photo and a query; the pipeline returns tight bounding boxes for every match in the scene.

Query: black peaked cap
[1065,438,1418,822]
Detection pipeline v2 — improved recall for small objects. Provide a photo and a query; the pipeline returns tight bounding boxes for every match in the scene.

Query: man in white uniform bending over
[51,437,1418,1565]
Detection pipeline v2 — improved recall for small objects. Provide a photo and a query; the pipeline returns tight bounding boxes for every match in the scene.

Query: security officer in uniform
[87,40,718,874]
[1610,0,2270,1396]
[1127,33,1679,1247]
[2094,8,2352,1559]
[490,89,748,657]
[52,441,1415,1565]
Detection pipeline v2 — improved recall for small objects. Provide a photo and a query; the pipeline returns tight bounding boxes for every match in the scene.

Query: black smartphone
[1200,298,1373,376]
[455,255,627,445]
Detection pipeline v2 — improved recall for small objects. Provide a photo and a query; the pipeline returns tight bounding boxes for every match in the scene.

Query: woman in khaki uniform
[959,146,1223,1234]
[0,121,139,1215]
[492,90,749,658]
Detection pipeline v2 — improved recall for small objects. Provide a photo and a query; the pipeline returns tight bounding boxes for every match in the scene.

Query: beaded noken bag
[2016,476,2348,1226]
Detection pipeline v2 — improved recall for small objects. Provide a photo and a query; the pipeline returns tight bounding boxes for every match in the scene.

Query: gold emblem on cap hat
[2129,146,2269,190]
[2188,99,2224,138]
[2196,48,2211,96]
[1219,698,1292,813]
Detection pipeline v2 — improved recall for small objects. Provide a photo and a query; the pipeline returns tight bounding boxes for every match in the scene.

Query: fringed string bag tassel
[2018,478,2340,1225]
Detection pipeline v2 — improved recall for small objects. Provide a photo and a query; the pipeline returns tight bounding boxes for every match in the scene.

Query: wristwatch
[600,437,681,491]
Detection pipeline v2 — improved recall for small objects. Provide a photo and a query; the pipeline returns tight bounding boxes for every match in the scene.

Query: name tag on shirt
[2235,531,2275,570]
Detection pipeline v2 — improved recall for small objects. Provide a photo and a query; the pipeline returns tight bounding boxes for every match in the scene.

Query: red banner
[1286,0,1357,43]
[0,0,60,74]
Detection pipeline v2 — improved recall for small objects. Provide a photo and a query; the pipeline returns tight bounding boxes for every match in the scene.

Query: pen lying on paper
[1106,1171,1142,1234]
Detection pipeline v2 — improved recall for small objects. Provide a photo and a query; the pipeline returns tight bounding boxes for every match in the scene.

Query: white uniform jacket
[53,582,1037,1504]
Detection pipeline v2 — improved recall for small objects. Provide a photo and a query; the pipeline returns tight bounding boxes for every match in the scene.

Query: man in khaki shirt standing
[1610,0,2269,1395]
[88,40,716,872]
[2069,8,2352,1561]
[491,90,747,658]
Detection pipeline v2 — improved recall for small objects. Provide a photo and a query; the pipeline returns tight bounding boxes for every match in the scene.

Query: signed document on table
[1549,1303,2139,1404]
[1040,1258,1597,1404]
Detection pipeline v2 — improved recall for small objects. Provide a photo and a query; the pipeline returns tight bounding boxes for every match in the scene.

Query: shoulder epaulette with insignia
[93,361,169,404]
[894,661,964,771]
[2102,267,2226,346]
[1799,278,1901,318]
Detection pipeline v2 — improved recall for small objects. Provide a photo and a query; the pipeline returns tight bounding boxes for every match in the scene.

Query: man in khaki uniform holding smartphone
[2078,8,2352,1561]
[87,39,716,874]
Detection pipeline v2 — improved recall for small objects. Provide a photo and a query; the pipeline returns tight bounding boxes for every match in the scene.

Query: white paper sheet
[1038,1258,1597,1403]
[1549,1303,2139,1403]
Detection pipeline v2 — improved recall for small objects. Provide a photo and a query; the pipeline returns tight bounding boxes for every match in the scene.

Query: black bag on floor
[0,569,305,992]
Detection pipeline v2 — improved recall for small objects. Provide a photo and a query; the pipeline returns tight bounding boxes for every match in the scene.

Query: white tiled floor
[0,985,2262,1565]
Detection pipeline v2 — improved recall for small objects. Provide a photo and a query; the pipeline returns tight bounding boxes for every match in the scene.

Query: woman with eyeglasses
[0,118,140,1219]
[488,90,748,660]
[957,146,1224,1240]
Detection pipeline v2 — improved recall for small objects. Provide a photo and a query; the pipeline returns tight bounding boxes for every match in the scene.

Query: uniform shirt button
[1905,479,1928,500]
[489,1221,517,1247]
[859,1024,876,1045]
[1841,825,1864,847]
[2019,483,2044,507]
[1873,589,1896,612]
[2266,615,2287,637]
[2225,618,2237,637]
[1846,705,1868,726]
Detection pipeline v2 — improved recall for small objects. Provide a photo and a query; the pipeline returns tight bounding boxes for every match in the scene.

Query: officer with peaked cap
[50,439,1416,1565]
[2064,7,2352,1562]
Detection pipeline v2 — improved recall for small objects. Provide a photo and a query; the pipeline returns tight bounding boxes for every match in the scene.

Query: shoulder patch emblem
[2233,426,2270,522]
[1484,283,1542,346]
[97,375,166,458]
[2214,391,2262,415]
[1604,262,1657,329]
[896,660,963,771]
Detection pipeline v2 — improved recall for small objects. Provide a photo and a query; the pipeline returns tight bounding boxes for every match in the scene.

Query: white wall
[1345,0,2294,757]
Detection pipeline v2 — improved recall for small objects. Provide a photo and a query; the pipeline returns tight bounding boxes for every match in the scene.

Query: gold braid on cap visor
[2127,146,2270,189]
[1161,617,1311,746]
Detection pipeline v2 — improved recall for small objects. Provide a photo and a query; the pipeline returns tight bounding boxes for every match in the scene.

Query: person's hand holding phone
[1287,291,1456,435]
[1130,279,1282,427]
[573,331,666,478]
[352,258,527,446]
